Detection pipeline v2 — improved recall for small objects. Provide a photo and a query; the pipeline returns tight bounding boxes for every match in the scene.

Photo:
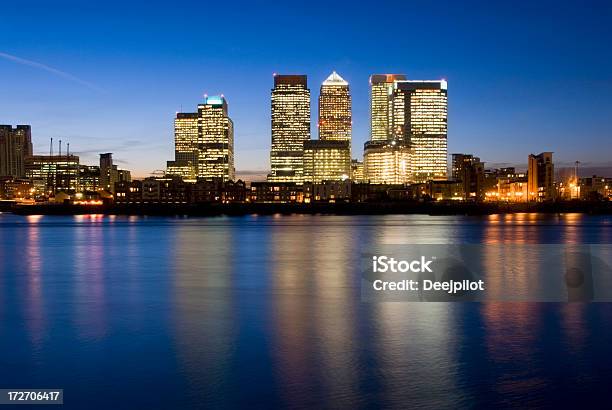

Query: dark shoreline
[4,201,612,216]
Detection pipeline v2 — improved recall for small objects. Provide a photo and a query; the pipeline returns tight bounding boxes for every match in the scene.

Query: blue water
[1,213,612,409]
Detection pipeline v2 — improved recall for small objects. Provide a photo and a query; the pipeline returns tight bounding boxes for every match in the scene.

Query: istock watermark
[361,245,612,302]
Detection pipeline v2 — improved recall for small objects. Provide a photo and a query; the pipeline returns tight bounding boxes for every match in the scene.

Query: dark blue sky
[1,0,611,177]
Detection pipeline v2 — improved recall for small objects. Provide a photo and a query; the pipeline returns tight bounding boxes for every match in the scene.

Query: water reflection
[1,213,612,408]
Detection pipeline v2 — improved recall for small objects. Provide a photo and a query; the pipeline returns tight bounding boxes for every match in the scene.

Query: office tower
[302,71,352,183]
[392,80,448,182]
[452,154,485,200]
[303,140,351,183]
[78,165,100,192]
[319,71,351,143]
[268,75,310,184]
[363,140,413,184]
[197,96,235,181]
[0,125,33,178]
[528,152,554,201]
[369,74,406,141]
[26,154,80,194]
[100,153,118,193]
[351,159,365,183]
[167,112,199,180]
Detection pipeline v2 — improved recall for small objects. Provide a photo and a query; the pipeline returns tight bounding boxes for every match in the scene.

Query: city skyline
[1,1,611,178]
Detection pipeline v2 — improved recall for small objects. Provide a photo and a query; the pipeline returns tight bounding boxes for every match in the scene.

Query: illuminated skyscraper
[392,80,448,182]
[369,74,406,141]
[167,112,199,180]
[197,96,235,181]
[0,125,32,178]
[303,71,352,183]
[268,75,310,184]
[168,96,234,182]
[319,71,351,143]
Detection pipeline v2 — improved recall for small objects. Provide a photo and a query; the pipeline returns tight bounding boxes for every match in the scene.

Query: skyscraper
[528,152,554,201]
[168,96,235,182]
[319,71,351,143]
[302,71,352,183]
[392,80,448,182]
[167,112,199,180]
[268,75,310,184]
[369,74,406,141]
[197,96,235,181]
[0,125,33,178]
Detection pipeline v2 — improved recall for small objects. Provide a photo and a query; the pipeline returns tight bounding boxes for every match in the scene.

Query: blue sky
[1,0,611,177]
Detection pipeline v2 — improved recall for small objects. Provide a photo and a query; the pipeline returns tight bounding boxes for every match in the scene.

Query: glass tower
[392,80,448,182]
[369,74,406,141]
[197,96,235,181]
[319,71,351,144]
[268,75,310,184]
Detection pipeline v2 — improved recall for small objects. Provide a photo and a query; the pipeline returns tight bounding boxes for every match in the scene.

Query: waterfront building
[303,140,351,183]
[528,152,554,201]
[0,177,33,200]
[0,125,32,178]
[427,180,464,201]
[196,96,235,181]
[99,153,131,194]
[25,155,80,194]
[250,181,302,203]
[363,140,413,184]
[166,160,197,181]
[483,168,528,202]
[579,176,612,200]
[351,159,365,183]
[100,153,117,193]
[369,74,406,141]
[268,75,310,184]
[452,154,485,200]
[319,71,351,144]
[168,112,199,178]
[392,80,448,182]
[303,180,351,203]
[78,165,100,192]
[167,97,234,182]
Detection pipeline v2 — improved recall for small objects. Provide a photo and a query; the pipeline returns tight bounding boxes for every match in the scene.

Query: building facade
[369,74,406,141]
[319,71,351,144]
[167,97,234,182]
[351,159,365,183]
[197,96,235,181]
[25,155,80,195]
[392,80,448,182]
[528,152,554,201]
[0,125,33,178]
[452,154,485,200]
[268,75,310,184]
[303,140,351,183]
[363,141,413,184]
[167,112,199,179]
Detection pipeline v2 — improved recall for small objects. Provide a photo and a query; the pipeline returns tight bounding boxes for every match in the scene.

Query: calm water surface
[1,213,612,409]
